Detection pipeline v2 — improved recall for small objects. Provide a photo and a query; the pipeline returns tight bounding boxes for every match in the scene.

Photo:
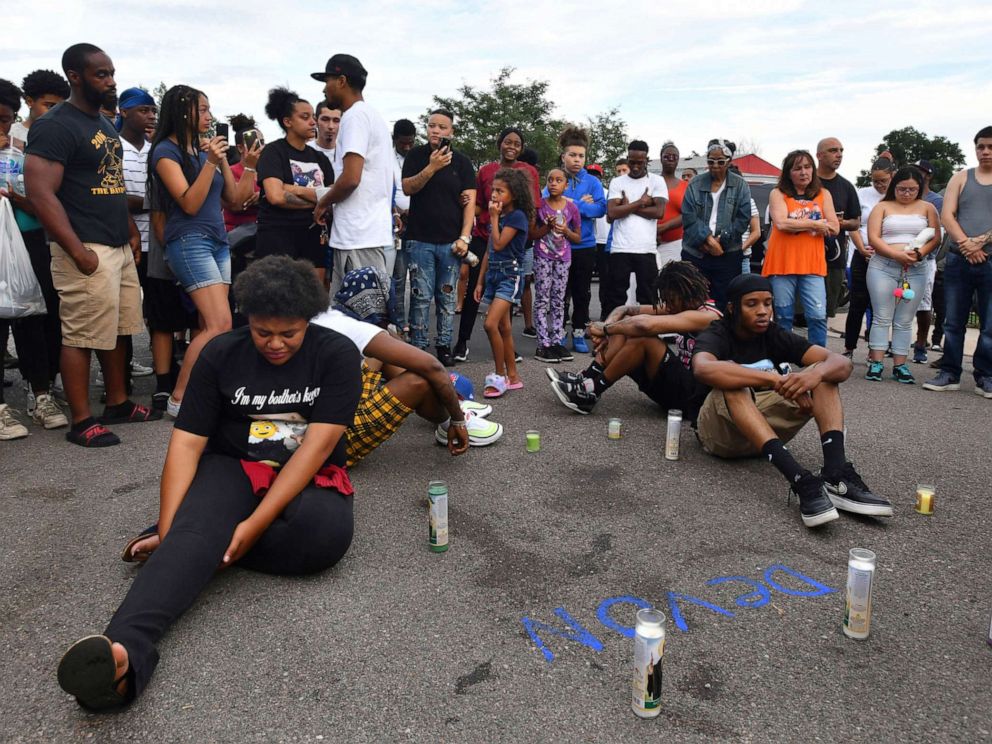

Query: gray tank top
[956,169,992,236]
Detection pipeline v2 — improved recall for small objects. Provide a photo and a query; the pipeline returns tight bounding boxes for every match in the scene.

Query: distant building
[648,153,781,185]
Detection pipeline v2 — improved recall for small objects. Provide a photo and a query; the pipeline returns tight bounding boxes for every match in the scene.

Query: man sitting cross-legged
[549,261,720,419]
[691,274,893,528]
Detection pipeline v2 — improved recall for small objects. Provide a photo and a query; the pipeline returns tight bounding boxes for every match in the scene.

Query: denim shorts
[482,259,523,305]
[165,233,231,292]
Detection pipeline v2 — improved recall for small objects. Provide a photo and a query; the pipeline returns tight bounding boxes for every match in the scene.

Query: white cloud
[6,0,990,181]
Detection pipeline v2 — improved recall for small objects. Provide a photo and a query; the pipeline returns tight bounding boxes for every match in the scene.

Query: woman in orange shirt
[656,141,688,268]
[763,150,839,346]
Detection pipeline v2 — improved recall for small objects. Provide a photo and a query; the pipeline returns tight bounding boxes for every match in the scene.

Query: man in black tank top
[923,126,992,398]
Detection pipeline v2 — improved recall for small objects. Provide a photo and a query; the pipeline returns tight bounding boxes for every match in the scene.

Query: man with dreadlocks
[548,261,720,418]
[691,273,892,528]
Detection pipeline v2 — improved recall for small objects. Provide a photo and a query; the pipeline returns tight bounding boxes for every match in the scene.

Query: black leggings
[565,247,597,329]
[844,252,871,350]
[104,454,354,699]
[457,236,488,344]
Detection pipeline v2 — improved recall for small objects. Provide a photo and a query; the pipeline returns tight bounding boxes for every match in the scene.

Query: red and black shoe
[99,400,163,425]
[66,422,121,448]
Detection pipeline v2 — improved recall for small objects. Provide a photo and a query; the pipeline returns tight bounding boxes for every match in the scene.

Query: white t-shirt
[330,101,394,250]
[9,121,29,152]
[595,214,609,244]
[857,186,885,246]
[708,180,727,233]
[740,198,759,252]
[311,308,384,354]
[309,141,335,161]
[121,137,151,252]
[607,173,669,254]
[393,150,410,212]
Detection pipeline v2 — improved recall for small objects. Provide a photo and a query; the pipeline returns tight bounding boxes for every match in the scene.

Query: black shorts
[628,347,698,417]
[254,224,325,268]
[144,276,198,332]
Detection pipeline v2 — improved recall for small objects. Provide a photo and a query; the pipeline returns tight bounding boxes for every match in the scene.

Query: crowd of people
[1,43,991,711]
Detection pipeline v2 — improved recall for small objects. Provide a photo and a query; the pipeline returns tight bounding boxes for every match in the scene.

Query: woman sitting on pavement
[864,166,941,384]
[57,256,362,711]
[549,261,721,417]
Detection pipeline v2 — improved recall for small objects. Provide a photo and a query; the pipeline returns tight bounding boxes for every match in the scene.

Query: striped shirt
[121,137,151,251]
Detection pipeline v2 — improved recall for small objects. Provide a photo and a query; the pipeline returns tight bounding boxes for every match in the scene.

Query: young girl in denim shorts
[472,168,534,397]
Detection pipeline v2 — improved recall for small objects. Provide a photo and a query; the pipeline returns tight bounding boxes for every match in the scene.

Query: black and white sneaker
[522,326,537,339]
[535,346,559,363]
[553,343,574,362]
[453,341,469,362]
[545,367,584,385]
[822,462,894,517]
[550,379,598,414]
[789,473,840,527]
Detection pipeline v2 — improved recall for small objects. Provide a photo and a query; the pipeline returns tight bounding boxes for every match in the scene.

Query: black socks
[155,373,172,394]
[820,430,845,482]
[761,438,807,485]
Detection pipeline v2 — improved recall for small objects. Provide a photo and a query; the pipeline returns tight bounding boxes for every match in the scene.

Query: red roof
[732,154,781,177]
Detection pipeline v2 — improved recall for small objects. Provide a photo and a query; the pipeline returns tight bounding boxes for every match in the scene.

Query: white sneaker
[435,410,503,446]
[130,360,154,377]
[32,393,68,429]
[166,396,181,418]
[460,400,493,418]
[0,404,29,440]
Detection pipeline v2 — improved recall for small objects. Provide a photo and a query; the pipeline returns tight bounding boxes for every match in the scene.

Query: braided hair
[148,85,204,185]
[653,260,710,313]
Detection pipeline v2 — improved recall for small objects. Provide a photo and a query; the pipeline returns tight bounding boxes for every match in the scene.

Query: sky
[6,0,992,182]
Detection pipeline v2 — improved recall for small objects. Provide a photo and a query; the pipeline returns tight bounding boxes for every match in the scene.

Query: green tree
[423,67,627,178]
[151,82,168,108]
[856,127,966,190]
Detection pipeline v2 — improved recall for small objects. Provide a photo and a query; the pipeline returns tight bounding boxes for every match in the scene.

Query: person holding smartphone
[255,87,333,283]
[150,85,253,418]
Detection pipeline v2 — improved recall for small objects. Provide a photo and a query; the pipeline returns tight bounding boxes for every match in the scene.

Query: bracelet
[603,322,612,336]
[243,167,256,173]
[450,420,468,428]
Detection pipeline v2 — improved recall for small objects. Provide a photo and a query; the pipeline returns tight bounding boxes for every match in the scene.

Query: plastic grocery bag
[0,197,46,318]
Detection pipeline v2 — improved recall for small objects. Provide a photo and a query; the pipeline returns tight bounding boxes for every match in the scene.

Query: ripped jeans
[408,240,460,350]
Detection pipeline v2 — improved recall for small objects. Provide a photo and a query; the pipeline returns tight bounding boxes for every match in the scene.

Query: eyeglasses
[895,187,919,195]
[706,158,729,166]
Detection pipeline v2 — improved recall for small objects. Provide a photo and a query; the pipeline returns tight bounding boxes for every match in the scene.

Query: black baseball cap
[915,159,934,175]
[311,54,368,83]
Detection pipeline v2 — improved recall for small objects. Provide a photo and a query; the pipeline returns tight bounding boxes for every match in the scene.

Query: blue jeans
[866,255,926,356]
[408,240,460,349]
[941,252,992,381]
[682,250,743,308]
[391,238,409,328]
[769,274,827,347]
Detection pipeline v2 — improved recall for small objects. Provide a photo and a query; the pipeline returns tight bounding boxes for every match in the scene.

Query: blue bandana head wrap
[333,267,395,327]
[115,87,156,131]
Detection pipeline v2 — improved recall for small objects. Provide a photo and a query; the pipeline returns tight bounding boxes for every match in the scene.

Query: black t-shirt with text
[175,325,361,468]
[402,144,475,243]
[256,139,334,231]
[820,173,861,268]
[25,102,131,246]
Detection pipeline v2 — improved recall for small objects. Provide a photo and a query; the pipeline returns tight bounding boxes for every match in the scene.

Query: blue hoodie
[543,169,606,250]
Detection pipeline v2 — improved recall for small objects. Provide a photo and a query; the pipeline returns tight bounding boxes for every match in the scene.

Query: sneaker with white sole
[32,393,68,429]
[789,472,840,527]
[545,367,584,385]
[922,370,960,391]
[822,462,893,517]
[435,411,503,446]
[550,378,598,414]
[130,360,154,377]
[460,400,493,418]
[976,377,992,399]
[0,404,29,440]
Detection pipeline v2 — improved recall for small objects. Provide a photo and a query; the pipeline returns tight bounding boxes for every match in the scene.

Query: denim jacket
[681,172,752,257]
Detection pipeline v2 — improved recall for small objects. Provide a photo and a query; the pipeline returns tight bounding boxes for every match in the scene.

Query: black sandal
[120,524,159,563]
[57,635,128,711]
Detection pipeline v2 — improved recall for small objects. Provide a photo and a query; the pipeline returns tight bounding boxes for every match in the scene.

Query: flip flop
[483,373,508,398]
[506,380,524,390]
[65,422,120,448]
[120,524,159,563]
[57,635,128,711]
[99,401,163,425]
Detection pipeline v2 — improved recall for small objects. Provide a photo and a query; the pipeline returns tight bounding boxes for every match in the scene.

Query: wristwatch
[912,248,922,261]
[458,235,471,244]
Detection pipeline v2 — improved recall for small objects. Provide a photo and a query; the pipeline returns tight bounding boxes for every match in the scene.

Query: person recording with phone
[222,114,263,232]
[150,85,253,419]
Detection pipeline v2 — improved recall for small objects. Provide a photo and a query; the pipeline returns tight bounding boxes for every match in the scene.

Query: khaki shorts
[695,388,811,458]
[50,242,143,350]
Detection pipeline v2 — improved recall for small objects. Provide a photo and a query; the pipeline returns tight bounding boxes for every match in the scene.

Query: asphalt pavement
[2,304,991,743]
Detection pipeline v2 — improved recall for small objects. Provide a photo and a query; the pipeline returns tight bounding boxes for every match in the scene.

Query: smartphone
[242,129,258,150]
[437,136,451,151]
[215,122,229,140]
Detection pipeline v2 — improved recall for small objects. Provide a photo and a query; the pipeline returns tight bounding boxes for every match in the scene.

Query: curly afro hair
[557,124,589,152]
[264,87,308,131]
[234,256,329,320]
[0,79,22,112]
[21,69,69,101]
